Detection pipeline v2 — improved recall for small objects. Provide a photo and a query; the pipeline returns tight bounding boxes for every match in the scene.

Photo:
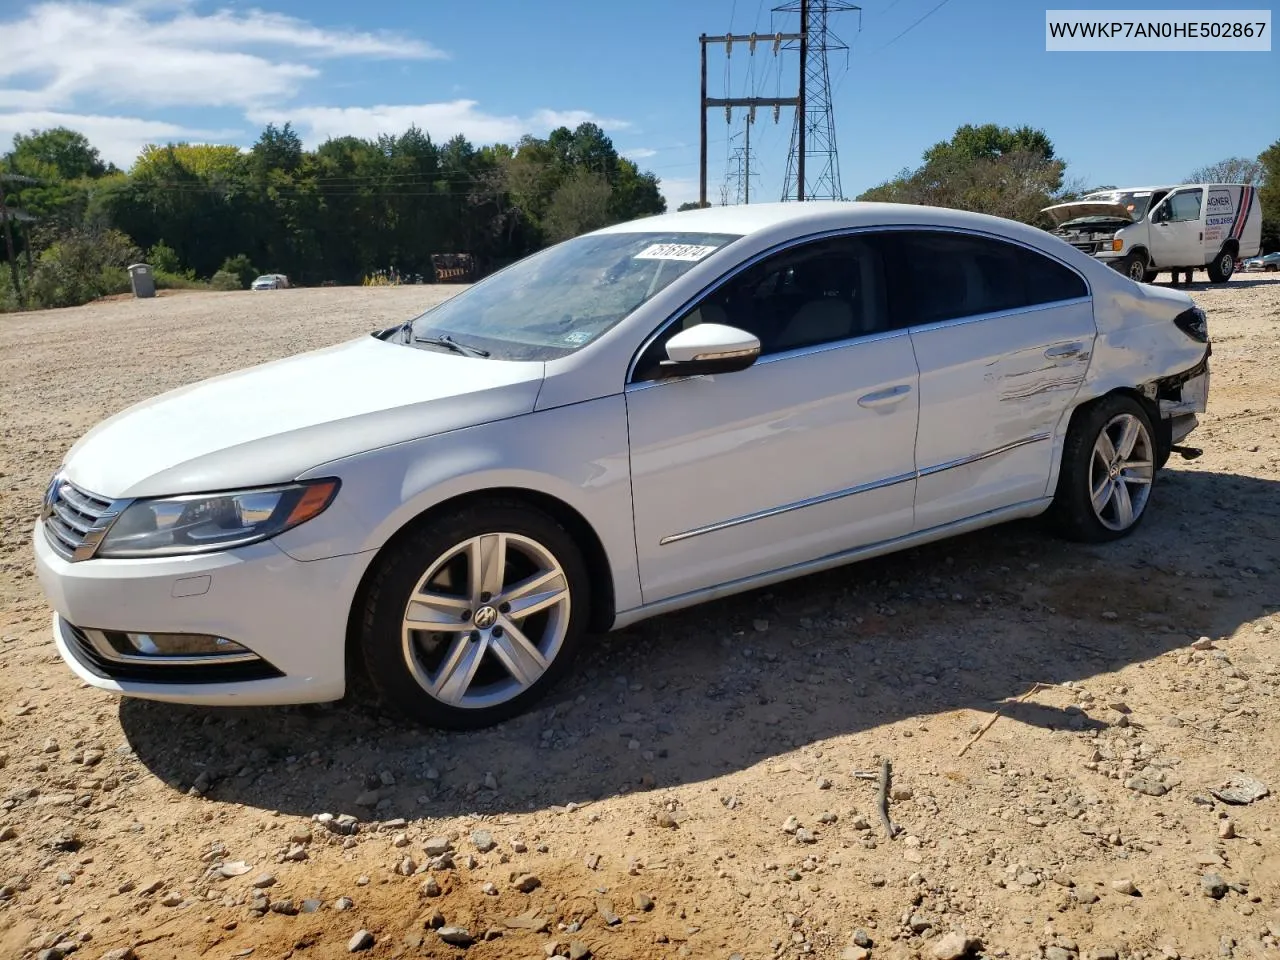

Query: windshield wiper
[412,333,490,358]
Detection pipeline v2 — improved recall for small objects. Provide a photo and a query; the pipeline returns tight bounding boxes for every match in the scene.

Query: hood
[1041,200,1137,226]
[63,336,545,499]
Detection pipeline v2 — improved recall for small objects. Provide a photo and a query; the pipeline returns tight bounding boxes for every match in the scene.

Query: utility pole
[778,0,861,201]
[797,0,807,201]
[698,29,803,207]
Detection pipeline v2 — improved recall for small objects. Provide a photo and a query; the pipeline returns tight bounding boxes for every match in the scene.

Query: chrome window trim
[624,223,1094,385]
[624,327,911,393]
[658,432,1051,545]
[905,295,1093,336]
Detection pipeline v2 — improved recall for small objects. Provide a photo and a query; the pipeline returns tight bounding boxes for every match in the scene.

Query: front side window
[405,231,741,361]
[632,234,892,380]
[1168,190,1204,222]
[885,231,1088,327]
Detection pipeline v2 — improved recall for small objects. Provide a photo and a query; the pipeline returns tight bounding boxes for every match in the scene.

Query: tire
[1207,248,1236,283]
[358,499,591,729]
[1142,269,1160,283]
[1119,252,1148,283]
[1266,264,1278,273]
[1049,394,1158,543]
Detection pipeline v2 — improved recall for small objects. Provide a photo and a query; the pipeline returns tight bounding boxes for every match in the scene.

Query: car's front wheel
[1119,252,1148,283]
[359,499,590,729]
[1050,394,1157,543]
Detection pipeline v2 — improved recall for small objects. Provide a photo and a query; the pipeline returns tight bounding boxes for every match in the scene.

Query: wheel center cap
[1109,463,1121,479]
[473,605,498,629]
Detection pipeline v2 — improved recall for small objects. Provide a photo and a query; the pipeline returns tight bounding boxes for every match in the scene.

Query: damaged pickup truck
[1043,183,1262,284]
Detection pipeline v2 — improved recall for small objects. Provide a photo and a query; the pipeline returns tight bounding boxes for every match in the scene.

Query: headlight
[95,479,339,558]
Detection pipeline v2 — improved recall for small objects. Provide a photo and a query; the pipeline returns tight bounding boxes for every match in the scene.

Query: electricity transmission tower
[776,0,860,201]
[721,121,759,205]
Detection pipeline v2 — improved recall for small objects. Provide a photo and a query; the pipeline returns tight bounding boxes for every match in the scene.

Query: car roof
[594,200,1051,240]
[590,200,1079,258]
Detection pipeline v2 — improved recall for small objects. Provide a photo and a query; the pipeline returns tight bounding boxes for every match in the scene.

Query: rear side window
[885,231,1088,326]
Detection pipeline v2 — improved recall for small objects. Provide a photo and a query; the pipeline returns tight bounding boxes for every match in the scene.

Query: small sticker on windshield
[634,243,719,262]
[562,330,591,345]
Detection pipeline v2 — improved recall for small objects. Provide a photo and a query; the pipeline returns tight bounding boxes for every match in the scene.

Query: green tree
[543,169,614,242]
[857,123,1068,224]
[10,127,109,180]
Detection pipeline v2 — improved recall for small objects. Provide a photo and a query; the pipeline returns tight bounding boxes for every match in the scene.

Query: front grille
[42,478,116,561]
[64,623,282,684]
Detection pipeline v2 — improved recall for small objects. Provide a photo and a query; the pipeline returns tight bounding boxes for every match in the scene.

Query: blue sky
[0,0,1276,208]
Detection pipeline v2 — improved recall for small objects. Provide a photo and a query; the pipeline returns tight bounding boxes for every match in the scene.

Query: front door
[880,229,1097,530]
[625,234,919,605]
[1148,188,1205,268]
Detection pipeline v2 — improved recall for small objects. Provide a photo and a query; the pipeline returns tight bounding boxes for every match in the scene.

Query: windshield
[405,231,741,361]
[1080,190,1155,220]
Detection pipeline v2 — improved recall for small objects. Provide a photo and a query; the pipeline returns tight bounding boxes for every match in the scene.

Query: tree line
[0,121,666,310]
[3,120,1277,313]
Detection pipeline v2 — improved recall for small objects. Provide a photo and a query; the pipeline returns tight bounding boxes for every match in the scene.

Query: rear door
[882,229,1095,531]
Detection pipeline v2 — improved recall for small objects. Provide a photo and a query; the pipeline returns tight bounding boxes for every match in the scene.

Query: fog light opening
[119,632,250,658]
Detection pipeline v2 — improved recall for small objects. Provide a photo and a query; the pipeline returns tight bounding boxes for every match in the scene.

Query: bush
[152,268,207,290]
[146,239,181,274]
[219,253,257,289]
[209,270,242,291]
[26,227,139,309]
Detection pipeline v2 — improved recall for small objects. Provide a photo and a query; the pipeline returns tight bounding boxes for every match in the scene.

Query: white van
[1043,183,1262,284]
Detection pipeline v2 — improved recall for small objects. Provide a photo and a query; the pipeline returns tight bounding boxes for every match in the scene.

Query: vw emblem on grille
[473,605,498,629]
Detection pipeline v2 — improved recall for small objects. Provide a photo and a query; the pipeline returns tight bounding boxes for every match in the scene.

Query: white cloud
[249,101,631,148]
[624,147,658,159]
[0,0,438,112]
[0,110,235,167]
[659,176,701,210]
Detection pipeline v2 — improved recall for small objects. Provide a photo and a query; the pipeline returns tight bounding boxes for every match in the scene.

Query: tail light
[1173,306,1208,343]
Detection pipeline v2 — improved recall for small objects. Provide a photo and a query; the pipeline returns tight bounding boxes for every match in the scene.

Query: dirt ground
[1,276,1278,960]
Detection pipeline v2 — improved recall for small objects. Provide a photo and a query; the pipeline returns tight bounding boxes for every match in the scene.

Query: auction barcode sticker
[634,243,719,261]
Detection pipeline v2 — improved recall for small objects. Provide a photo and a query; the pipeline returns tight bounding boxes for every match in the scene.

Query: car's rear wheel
[1207,249,1236,283]
[359,500,590,729]
[1050,394,1157,543]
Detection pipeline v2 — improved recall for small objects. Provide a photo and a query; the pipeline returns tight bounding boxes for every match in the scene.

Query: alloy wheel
[400,532,570,709]
[1089,413,1154,532]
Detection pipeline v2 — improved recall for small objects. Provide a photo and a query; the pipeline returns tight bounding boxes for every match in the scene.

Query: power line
[879,0,954,49]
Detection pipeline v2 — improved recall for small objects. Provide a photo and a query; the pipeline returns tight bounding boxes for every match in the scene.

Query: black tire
[1119,252,1148,283]
[1207,248,1236,283]
[358,499,591,729]
[1049,394,1158,543]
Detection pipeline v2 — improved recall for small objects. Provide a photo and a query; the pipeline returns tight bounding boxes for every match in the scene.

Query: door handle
[858,384,912,408]
[1045,342,1084,359]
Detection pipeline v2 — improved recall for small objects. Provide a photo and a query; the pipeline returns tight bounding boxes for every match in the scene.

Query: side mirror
[658,323,761,378]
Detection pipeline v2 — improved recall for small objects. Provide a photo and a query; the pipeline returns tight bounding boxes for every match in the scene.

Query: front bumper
[34,521,374,706]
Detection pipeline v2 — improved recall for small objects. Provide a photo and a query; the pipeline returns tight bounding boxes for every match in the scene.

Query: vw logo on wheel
[473,605,498,629]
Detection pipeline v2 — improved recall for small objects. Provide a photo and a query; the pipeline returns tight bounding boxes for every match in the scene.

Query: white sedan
[33,202,1211,728]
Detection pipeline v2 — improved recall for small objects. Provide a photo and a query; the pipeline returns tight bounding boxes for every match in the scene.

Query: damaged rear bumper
[1147,346,1210,448]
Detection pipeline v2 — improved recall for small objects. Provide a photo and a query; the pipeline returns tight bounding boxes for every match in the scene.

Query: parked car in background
[1244,252,1280,272]
[251,274,290,290]
[1043,183,1262,284]
[33,201,1212,729]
